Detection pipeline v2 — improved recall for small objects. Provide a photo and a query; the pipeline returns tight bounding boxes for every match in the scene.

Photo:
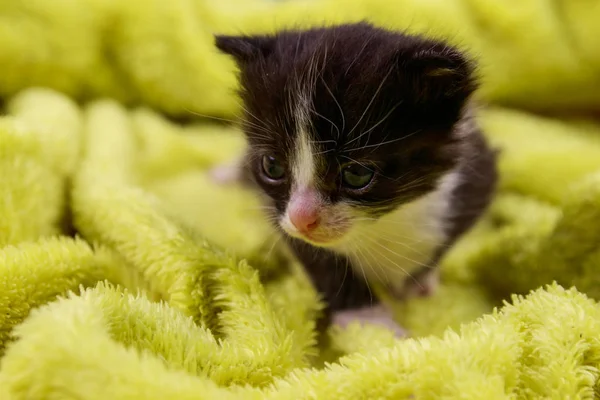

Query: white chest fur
[333,171,459,295]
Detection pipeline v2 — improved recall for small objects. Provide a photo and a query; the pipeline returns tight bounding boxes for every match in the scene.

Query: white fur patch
[290,90,317,190]
[332,304,405,337]
[334,170,461,296]
[282,92,319,234]
[291,128,315,190]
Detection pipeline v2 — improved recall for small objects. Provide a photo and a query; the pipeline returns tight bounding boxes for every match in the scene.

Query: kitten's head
[216,22,476,247]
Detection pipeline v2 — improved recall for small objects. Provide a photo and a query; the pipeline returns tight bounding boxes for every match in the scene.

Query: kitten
[213,22,497,335]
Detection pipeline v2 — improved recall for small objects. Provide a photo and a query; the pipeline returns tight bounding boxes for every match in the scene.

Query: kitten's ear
[402,44,476,104]
[214,34,276,63]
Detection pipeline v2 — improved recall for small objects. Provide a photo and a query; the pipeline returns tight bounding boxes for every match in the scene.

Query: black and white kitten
[213,22,497,335]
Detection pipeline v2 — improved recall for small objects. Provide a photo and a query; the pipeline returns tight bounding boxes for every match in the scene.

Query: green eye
[261,155,286,180]
[342,164,375,189]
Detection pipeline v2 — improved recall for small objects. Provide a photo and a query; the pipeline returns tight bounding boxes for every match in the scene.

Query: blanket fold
[72,98,320,385]
[1,0,600,398]
[1,0,600,117]
[2,282,600,399]
[2,85,600,398]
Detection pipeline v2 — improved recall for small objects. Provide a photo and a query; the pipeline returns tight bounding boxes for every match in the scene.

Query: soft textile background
[1,0,600,398]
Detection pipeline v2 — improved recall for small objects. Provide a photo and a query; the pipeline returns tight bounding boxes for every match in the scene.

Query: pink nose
[289,206,320,233]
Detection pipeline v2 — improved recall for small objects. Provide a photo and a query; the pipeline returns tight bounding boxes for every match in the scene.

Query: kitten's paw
[407,269,439,297]
[208,162,241,185]
[332,304,406,337]
[390,268,439,300]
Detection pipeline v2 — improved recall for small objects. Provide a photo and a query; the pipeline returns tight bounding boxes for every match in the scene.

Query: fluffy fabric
[0,0,600,398]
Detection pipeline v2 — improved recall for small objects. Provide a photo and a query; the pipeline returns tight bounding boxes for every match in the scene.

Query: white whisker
[359,227,431,258]
[344,64,395,142]
[353,129,422,151]
[335,249,350,298]
[356,232,391,285]
[310,107,340,138]
[320,75,346,139]
[359,234,425,288]
[352,241,374,303]
[344,35,372,77]
[345,101,403,147]
[264,234,283,261]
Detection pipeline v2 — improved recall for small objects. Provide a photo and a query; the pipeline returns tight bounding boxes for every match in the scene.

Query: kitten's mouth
[302,233,332,245]
[279,212,351,247]
[285,228,346,247]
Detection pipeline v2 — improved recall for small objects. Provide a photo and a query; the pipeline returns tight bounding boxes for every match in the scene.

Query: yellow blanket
[1,0,600,398]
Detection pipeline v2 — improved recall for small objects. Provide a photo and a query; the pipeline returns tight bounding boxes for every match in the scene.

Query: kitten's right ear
[401,43,477,105]
[214,35,276,63]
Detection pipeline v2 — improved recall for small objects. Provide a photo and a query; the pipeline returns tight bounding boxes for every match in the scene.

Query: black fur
[287,237,373,331]
[216,22,497,328]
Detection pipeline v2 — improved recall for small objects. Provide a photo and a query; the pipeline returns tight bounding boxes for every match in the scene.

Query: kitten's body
[214,23,497,334]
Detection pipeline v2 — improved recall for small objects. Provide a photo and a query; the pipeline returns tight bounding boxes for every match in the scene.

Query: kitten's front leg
[286,238,406,337]
[335,268,438,337]
[332,303,406,337]
[388,266,440,300]
[209,151,256,188]
[209,156,244,185]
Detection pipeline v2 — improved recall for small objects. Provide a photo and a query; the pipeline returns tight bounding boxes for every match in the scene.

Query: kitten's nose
[289,205,320,233]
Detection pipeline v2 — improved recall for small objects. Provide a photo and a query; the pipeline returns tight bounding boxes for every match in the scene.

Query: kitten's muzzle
[289,200,321,234]
[282,188,353,245]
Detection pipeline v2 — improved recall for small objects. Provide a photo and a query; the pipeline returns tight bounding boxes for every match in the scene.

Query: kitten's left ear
[215,34,276,64]
[402,43,477,104]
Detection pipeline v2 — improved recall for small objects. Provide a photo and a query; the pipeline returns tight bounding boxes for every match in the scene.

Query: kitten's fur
[214,22,497,334]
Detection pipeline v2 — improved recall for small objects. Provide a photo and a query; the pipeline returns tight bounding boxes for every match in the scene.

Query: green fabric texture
[1,0,600,398]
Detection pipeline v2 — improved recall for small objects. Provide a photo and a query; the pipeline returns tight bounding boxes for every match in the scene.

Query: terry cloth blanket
[1,0,600,398]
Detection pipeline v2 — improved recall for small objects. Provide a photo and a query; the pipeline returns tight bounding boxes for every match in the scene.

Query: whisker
[363,232,437,270]
[392,173,428,185]
[264,233,283,261]
[335,251,350,299]
[356,232,391,285]
[351,242,374,304]
[361,228,431,258]
[350,218,446,244]
[314,148,337,156]
[352,215,443,231]
[399,177,429,188]
[294,33,302,63]
[320,75,346,138]
[359,235,425,289]
[345,101,403,147]
[377,236,431,259]
[338,155,375,171]
[240,124,282,138]
[310,139,338,145]
[184,109,242,125]
[246,205,278,212]
[310,107,340,138]
[183,107,275,139]
[241,107,279,130]
[345,64,395,141]
[352,129,422,151]
[344,35,372,77]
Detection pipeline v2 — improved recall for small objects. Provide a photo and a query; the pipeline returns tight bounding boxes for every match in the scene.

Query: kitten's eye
[341,164,374,189]
[261,155,286,180]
